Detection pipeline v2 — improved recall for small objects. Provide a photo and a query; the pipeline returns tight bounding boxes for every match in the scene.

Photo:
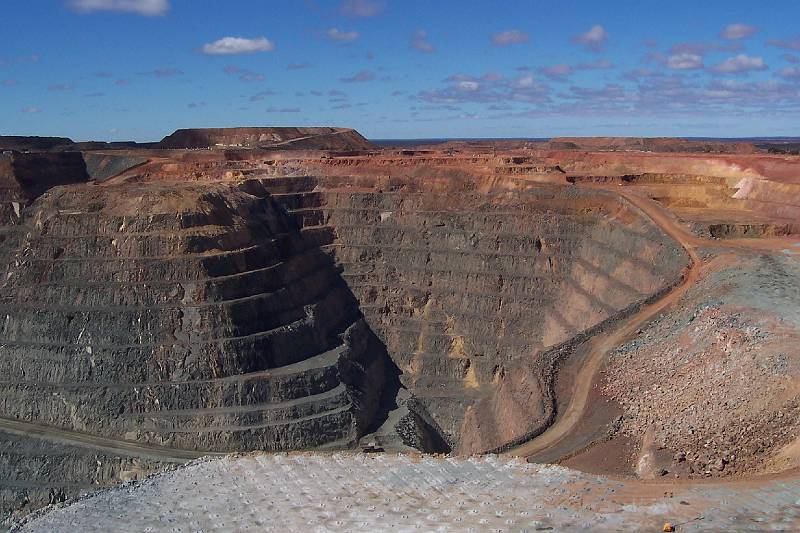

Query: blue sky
[2,0,800,141]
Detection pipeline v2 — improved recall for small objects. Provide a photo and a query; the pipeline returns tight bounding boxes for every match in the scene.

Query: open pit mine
[2,127,800,531]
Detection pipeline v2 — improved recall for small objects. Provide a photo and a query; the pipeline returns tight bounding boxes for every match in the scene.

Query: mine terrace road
[0,417,219,463]
[503,184,800,460]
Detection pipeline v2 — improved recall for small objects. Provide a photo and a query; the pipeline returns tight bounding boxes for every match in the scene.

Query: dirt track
[505,184,800,461]
[0,417,214,463]
[503,186,702,458]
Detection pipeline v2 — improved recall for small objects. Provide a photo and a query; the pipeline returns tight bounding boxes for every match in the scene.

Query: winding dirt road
[505,184,800,459]
[504,186,703,458]
[0,417,218,463]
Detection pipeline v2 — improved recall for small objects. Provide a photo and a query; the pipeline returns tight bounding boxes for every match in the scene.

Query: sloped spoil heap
[259,175,688,454]
[0,181,387,452]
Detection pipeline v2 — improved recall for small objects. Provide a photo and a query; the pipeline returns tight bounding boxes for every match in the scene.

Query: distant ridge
[545,137,757,154]
[158,127,376,150]
[0,136,74,151]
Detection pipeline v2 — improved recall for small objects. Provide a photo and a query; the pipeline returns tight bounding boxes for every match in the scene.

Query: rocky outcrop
[81,153,148,182]
[0,152,89,224]
[0,430,169,525]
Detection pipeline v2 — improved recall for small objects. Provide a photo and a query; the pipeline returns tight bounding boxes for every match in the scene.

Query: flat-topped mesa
[157,127,376,151]
[546,137,757,154]
[0,136,75,152]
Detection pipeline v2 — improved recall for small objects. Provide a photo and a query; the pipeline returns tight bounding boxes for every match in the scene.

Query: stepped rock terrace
[1,129,800,527]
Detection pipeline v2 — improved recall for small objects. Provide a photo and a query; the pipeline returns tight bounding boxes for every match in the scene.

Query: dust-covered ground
[603,250,800,479]
[11,453,800,532]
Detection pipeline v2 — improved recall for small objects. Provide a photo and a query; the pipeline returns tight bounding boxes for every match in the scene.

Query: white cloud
[68,0,169,16]
[670,41,742,56]
[201,36,274,55]
[490,30,529,47]
[767,37,800,51]
[417,71,550,105]
[326,28,359,42]
[457,80,480,91]
[411,30,435,53]
[540,59,614,81]
[22,106,41,114]
[539,64,573,81]
[720,23,758,40]
[223,65,263,82]
[511,74,536,89]
[778,66,800,80]
[340,0,385,17]
[667,53,704,70]
[341,70,375,83]
[711,54,767,73]
[572,25,608,52]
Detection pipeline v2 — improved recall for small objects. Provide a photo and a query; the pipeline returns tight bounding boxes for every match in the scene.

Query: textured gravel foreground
[11,453,800,532]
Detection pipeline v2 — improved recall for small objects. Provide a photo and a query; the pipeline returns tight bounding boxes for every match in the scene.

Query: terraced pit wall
[0,181,389,453]
[258,174,689,453]
[0,172,688,520]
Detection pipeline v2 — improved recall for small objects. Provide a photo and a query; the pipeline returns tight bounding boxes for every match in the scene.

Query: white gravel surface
[12,453,800,532]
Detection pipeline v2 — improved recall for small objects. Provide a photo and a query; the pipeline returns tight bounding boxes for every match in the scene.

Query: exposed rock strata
[258,176,688,453]
[0,181,388,452]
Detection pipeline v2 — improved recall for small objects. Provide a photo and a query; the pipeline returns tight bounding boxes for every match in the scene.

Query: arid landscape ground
[1,127,799,531]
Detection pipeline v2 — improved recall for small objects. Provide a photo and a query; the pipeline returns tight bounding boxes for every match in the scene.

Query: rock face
[255,175,688,453]
[0,428,170,523]
[81,153,148,182]
[0,151,89,224]
[0,172,686,456]
[158,127,375,151]
[0,137,702,522]
[0,180,388,453]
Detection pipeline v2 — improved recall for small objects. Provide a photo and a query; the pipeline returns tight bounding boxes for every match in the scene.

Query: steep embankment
[0,177,403,522]
[257,175,688,454]
[0,180,388,453]
[0,152,89,223]
[81,153,148,182]
[550,150,800,236]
